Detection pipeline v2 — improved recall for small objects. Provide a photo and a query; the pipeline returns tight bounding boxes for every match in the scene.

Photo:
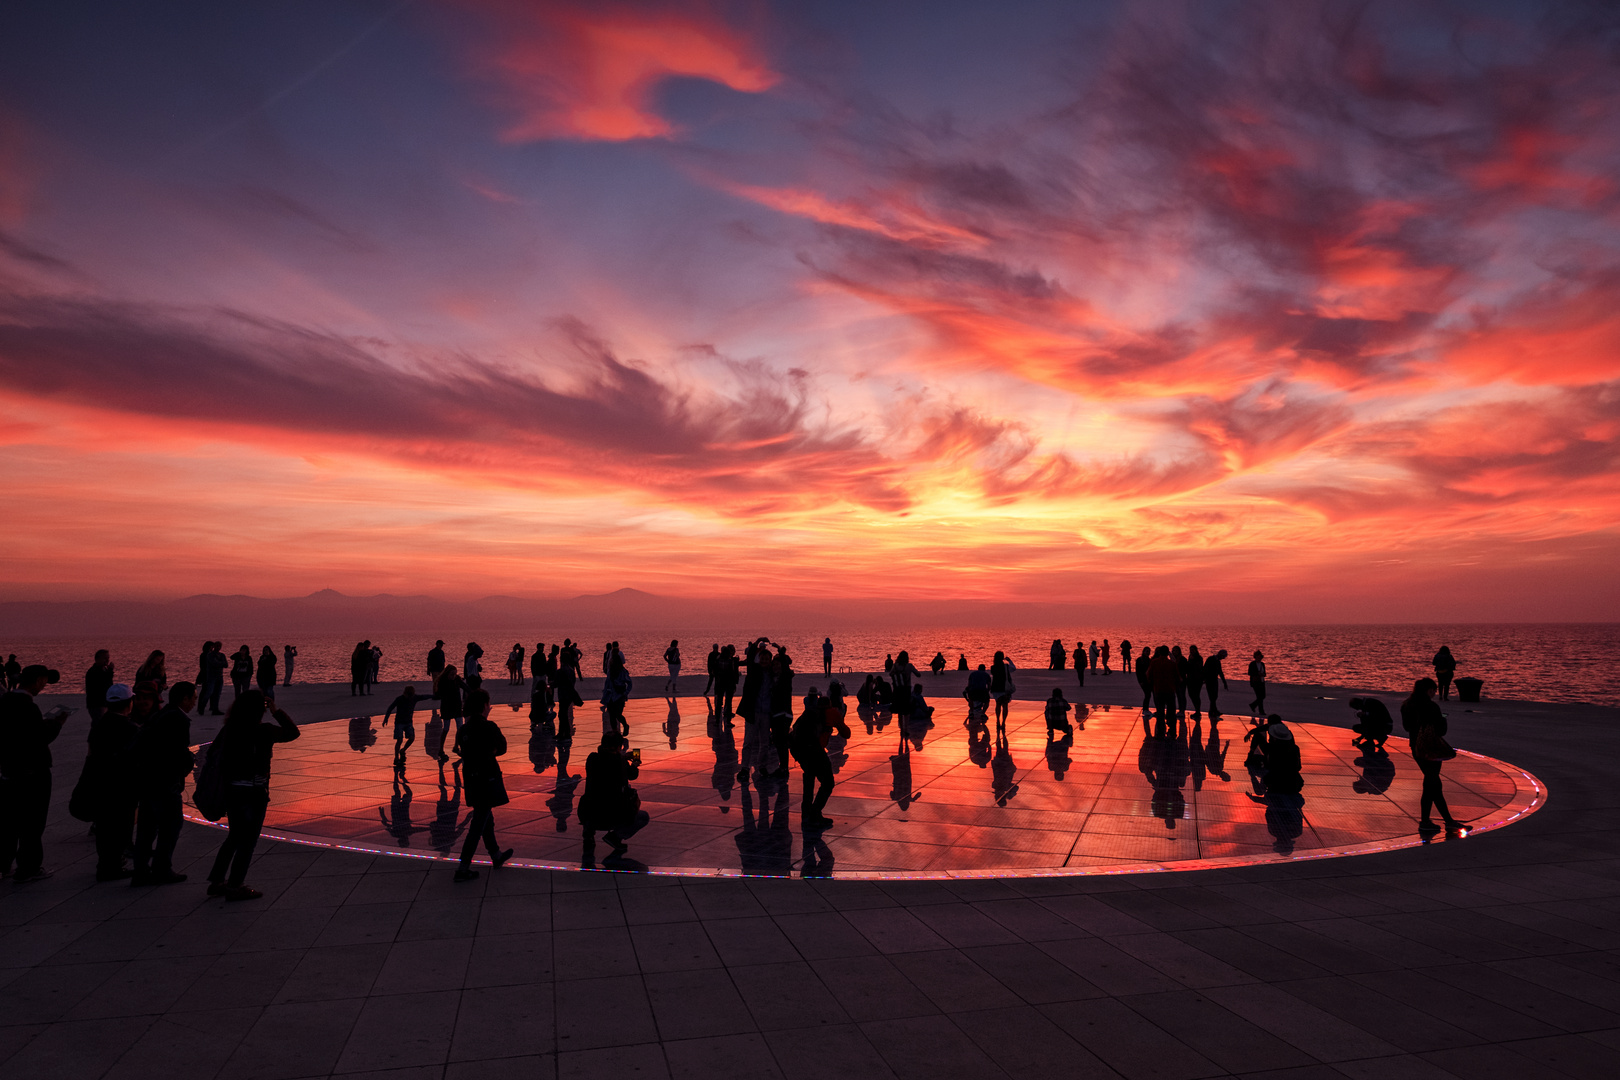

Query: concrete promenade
[2,670,1616,1080]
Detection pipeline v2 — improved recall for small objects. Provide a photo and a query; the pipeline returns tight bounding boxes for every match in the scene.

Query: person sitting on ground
[1044,687,1073,738]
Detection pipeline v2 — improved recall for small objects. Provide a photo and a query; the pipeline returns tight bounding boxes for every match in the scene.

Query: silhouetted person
[0,665,67,882]
[81,682,139,880]
[704,644,720,695]
[227,646,251,698]
[663,695,681,749]
[767,653,795,779]
[991,722,1018,806]
[200,642,227,715]
[378,772,427,847]
[990,651,1014,725]
[1148,646,1178,723]
[714,644,739,717]
[792,688,849,827]
[930,651,946,675]
[1204,649,1229,720]
[957,653,967,671]
[283,645,297,686]
[1050,639,1065,670]
[1119,639,1131,677]
[1184,645,1204,717]
[1072,642,1085,686]
[1135,646,1152,711]
[135,650,168,691]
[370,643,382,685]
[884,653,894,676]
[383,686,430,766]
[1089,640,1099,672]
[736,639,772,782]
[85,649,114,721]
[964,664,991,718]
[427,640,446,692]
[601,650,632,738]
[454,689,513,882]
[1401,677,1463,835]
[664,639,681,694]
[822,637,833,676]
[3,655,19,690]
[1261,718,1303,795]
[579,735,648,865]
[553,659,582,737]
[437,666,465,762]
[1247,651,1267,715]
[207,690,298,900]
[256,646,277,693]
[1169,646,1187,713]
[1349,696,1393,750]
[350,642,370,696]
[891,651,919,716]
[463,642,483,690]
[1101,639,1111,674]
[1044,688,1073,737]
[131,681,196,885]
[1432,646,1457,701]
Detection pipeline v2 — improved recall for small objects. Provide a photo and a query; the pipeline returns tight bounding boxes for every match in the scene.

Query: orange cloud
[461,1,779,141]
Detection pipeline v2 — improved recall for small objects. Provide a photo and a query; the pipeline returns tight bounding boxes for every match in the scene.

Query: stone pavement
[2,672,1616,1080]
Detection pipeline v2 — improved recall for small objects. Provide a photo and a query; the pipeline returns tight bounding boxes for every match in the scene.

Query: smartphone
[630,748,642,765]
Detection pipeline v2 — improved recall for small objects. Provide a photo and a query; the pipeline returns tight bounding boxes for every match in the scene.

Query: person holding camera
[579,735,649,863]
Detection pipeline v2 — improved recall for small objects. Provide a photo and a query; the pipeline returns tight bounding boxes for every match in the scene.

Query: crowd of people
[0,635,1472,888]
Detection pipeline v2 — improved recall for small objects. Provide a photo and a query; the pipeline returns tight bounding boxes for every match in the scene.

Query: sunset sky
[3,0,1620,619]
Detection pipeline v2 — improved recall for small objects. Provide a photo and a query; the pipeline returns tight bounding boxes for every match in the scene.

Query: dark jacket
[1147,655,1179,694]
[221,709,300,785]
[459,716,509,809]
[438,673,466,720]
[0,690,65,777]
[1203,655,1226,687]
[427,647,446,674]
[83,709,140,811]
[85,663,114,712]
[135,703,195,790]
[1400,696,1445,737]
[579,748,638,829]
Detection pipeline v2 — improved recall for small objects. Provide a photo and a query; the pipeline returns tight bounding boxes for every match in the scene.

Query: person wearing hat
[0,665,69,882]
[82,682,140,881]
[1262,716,1303,795]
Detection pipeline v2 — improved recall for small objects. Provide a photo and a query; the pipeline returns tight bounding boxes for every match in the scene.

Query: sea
[6,624,1618,707]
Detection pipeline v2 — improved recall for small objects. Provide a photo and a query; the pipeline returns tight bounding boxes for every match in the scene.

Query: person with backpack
[453,689,513,882]
[204,689,299,900]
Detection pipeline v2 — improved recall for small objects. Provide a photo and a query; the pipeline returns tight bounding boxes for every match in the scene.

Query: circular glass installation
[184,698,1543,879]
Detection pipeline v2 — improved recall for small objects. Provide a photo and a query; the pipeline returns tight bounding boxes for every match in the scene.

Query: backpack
[192,734,230,822]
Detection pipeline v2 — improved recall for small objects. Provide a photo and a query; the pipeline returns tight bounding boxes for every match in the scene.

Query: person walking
[1432,646,1458,701]
[81,682,140,881]
[990,650,1015,726]
[822,637,833,676]
[1101,639,1111,674]
[1401,677,1464,835]
[256,647,277,694]
[206,690,299,900]
[579,735,648,864]
[382,686,430,767]
[131,681,196,885]
[791,688,849,827]
[663,640,681,694]
[436,665,465,762]
[282,645,297,686]
[427,640,446,692]
[85,649,115,722]
[453,689,513,882]
[1248,651,1267,715]
[0,665,67,882]
[1204,649,1229,720]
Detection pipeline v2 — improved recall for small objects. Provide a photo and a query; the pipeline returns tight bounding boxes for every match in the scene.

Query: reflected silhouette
[1138,724,1190,831]
[709,711,737,812]
[1189,716,1230,789]
[965,708,992,769]
[662,695,681,749]
[528,720,557,775]
[428,760,466,856]
[734,772,793,875]
[800,827,834,878]
[1045,732,1072,780]
[991,723,1019,806]
[348,714,377,752]
[1352,745,1396,795]
[378,773,427,847]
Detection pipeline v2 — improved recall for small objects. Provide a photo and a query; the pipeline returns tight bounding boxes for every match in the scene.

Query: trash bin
[1455,677,1483,703]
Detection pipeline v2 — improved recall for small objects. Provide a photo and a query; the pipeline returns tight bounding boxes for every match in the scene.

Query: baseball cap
[106,683,133,702]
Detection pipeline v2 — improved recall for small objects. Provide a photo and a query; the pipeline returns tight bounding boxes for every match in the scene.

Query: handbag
[192,735,230,822]
[1412,725,1457,762]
